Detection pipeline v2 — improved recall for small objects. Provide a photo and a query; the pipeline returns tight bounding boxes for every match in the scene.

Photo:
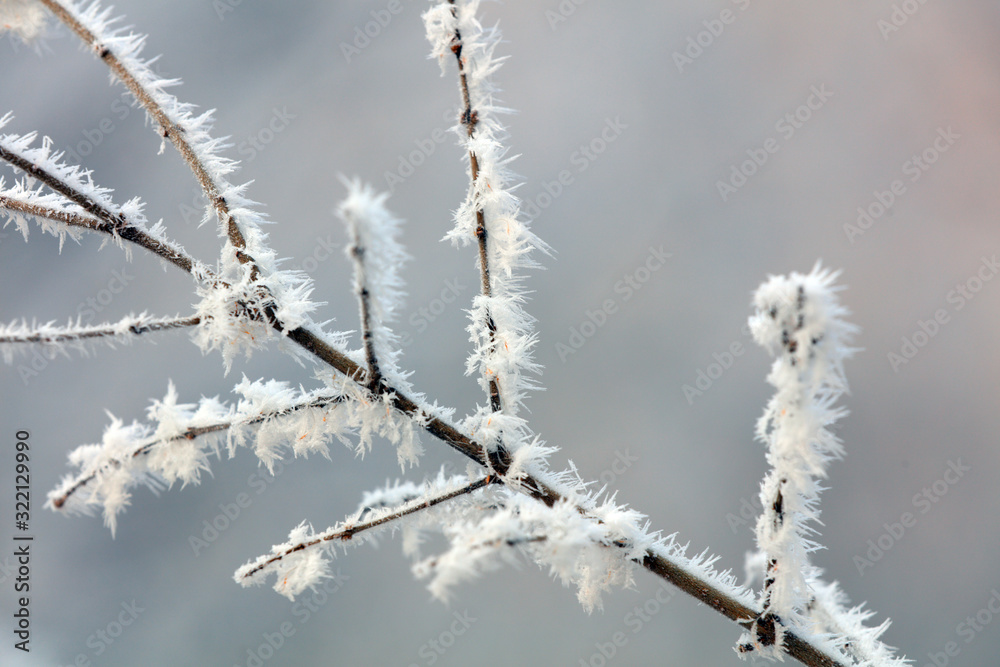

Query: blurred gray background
[1,1,999,665]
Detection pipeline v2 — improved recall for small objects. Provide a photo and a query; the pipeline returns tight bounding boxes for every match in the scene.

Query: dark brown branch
[0,160,197,274]
[448,0,504,447]
[345,221,382,392]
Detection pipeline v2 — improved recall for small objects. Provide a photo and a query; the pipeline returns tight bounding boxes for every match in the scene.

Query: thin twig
[0,158,198,274]
[239,475,495,580]
[448,0,505,466]
[50,393,346,510]
[0,313,200,345]
[345,219,382,391]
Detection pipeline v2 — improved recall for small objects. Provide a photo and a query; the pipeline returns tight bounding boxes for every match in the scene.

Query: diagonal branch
[0,151,200,274]
[48,392,346,511]
[237,475,495,583]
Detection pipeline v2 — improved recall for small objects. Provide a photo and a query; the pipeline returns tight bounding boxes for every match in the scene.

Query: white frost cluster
[0,0,47,41]
[748,265,855,620]
[424,0,549,456]
[0,113,192,262]
[239,451,760,619]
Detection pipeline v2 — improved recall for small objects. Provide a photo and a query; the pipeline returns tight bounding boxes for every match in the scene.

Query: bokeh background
[2,1,999,665]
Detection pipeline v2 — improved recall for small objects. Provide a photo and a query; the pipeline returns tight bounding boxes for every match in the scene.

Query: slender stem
[448,0,504,436]
[239,475,495,580]
[345,221,382,391]
[0,314,200,345]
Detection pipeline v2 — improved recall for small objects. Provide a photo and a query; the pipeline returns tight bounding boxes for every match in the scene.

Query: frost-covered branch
[38,0,253,260]
[338,178,410,393]
[47,382,349,532]
[735,266,897,665]
[2,3,908,665]
[426,0,547,471]
[0,313,200,363]
[236,473,494,598]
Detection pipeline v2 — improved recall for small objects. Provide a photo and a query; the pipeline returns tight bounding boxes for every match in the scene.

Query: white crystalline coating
[739,266,907,666]
[15,4,909,664]
[0,0,47,41]
[749,265,856,621]
[234,470,493,593]
[422,0,549,457]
